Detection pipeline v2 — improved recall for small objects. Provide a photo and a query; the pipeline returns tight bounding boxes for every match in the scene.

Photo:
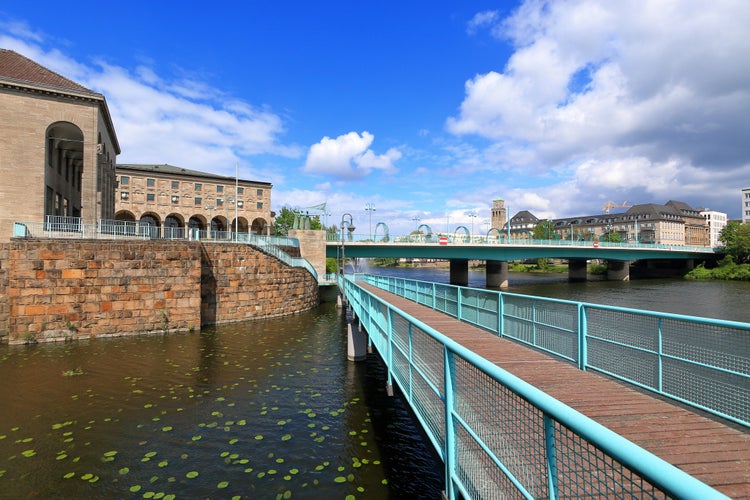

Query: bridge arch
[454,225,470,243]
[373,222,390,242]
[416,224,432,237]
[486,227,505,240]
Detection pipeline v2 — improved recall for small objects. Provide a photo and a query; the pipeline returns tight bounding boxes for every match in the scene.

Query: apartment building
[700,210,728,248]
[742,188,750,224]
[115,164,272,237]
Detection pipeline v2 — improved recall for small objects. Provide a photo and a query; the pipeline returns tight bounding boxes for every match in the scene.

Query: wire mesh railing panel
[411,361,447,453]
[661,319,750,375]
[585,308,660,351]
[454,356,549,499]
[454,424,529,500]
[416,281,434,307]
[553,422,669,499]
[663,357,750,424]
[587,337,660,388]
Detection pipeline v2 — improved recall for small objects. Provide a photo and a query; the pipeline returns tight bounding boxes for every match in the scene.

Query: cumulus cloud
[449,0,750,215]
[303,131,401,179]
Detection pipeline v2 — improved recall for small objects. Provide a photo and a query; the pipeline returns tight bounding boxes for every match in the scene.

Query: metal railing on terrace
[327,232,715,252]
[362,274,750,429]
[343,275,729,499]
[12,217,316,280]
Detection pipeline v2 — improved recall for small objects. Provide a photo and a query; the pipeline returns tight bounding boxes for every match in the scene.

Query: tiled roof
[0,49,97,96]
[116,163,272,187]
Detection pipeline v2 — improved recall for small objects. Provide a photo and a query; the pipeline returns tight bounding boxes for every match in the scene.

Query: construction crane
[602,200,632,214]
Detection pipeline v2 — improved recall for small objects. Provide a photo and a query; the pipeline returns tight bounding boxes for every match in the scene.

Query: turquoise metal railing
[343,275,728,499]
[362,274,750,429]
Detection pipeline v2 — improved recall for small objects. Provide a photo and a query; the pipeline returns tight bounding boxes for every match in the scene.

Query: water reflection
[0,304,443,499]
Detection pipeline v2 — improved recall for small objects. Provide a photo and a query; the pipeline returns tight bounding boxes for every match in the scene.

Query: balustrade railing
[343,274,728,499]
[362,274,750,429]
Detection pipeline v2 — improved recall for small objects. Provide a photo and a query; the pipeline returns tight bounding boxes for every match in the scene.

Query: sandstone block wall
[0,239,319,344]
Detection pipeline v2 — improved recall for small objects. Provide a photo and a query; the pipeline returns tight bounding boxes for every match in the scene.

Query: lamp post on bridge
[466,211,477,243]
[365,203,376,240]
[340,213,356,306]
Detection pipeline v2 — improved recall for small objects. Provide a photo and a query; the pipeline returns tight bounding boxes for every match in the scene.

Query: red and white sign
[593,241,599,248]
[439,236,449,245]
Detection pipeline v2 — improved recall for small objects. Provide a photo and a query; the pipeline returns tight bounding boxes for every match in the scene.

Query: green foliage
[718,221,750,263]
[371,258,400,267]
[587,262,608,275]
[325,258,338,274]
[273,207,323,236]
[533,220,556,240]
[686,260,750,280]
[602,232,622,243]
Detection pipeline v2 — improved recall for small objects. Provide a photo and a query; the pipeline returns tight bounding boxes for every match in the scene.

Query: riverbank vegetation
[686,221,750,280]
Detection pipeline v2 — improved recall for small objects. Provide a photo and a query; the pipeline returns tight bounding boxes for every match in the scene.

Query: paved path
[359,283,750,499]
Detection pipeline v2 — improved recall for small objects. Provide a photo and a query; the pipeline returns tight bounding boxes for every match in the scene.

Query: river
[1,267,747,499]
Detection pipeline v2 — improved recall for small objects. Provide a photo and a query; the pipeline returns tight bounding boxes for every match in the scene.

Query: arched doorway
[164,214,184,239]
[251,217,268,235]
[139,213,161,239]
[45,122,84,221]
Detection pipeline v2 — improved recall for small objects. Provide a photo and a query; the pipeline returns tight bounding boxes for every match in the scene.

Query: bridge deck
[359,283,750,499]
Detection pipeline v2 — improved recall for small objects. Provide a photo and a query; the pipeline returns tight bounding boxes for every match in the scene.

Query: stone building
[0,49,120,241]
[115,164,273,237]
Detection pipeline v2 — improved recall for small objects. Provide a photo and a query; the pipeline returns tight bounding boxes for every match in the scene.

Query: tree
[273,206,322,236]
[533,220,555,240]
[719,221,750,263]
[602,231,622,243]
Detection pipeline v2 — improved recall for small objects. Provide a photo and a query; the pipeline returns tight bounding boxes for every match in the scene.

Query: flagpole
[235,161,239,241]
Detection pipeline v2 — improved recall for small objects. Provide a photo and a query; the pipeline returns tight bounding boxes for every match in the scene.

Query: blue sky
[2,0,749,236]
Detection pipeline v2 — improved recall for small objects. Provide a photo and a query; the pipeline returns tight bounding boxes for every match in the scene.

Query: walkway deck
[359,283,750,499]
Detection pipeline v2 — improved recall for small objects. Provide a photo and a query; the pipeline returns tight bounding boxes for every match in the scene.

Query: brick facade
[0,240,318,344]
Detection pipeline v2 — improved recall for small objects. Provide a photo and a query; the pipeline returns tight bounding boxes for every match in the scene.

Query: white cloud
[303,131,401,179]
[467,10,500,35]
[446,0,750,218]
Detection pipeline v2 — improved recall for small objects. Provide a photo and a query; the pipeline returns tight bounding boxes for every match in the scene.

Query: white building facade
[743,188,750,224]
[699,210,728,248]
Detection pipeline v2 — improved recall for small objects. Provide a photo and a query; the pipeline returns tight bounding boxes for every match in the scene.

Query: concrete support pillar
[486,260,509,289]
[568,259,588,282]
[607,260,630,281]
[449,259,469,287]
[347,316,367,362]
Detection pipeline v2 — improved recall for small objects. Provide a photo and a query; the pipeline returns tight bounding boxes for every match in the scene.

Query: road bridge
[326,237,715,286]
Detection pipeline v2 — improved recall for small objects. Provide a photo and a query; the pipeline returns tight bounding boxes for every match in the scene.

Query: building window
[172,181,179,189]
[120,192,129,200]
[195,197,202,205]
[257,189,263,196]
[217,199,224,207]
[195,183,202,191]
[147,193,155,201]
[171,195,179,203]
[217,185,224,193]
[147,178,155,187]
[237,187,244,194]
[121,176,130,185]
[257,202,263,209]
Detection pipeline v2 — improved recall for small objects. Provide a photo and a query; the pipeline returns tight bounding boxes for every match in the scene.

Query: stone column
[568,258,588,282]
[486,260,508,288]
[449,259,469,286]
[288,229,326,279]
[607,260,630,281]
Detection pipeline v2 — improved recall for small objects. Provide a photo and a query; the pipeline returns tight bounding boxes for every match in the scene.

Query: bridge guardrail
[362,274,750,429]
[343,274,728,499]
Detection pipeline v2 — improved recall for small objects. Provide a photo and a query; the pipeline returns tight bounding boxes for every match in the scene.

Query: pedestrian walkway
[359,282,750,499]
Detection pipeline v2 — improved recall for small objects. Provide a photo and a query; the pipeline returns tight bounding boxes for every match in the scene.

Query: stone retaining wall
[0,239,318,344]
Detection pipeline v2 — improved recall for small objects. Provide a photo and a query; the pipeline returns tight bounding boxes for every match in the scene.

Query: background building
[115,164,273,238]
[700,210,728,248]
[0,49,120,240]
[742,188,750,224]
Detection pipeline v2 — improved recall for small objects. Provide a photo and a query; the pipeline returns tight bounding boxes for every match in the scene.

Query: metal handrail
[343,275,728,499]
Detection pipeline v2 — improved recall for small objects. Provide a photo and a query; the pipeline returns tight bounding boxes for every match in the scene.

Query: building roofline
[115,163,272,187]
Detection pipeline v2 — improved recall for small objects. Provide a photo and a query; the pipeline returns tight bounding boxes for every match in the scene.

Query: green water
[0,303,443,499]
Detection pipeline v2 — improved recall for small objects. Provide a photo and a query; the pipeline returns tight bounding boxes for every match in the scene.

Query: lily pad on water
[186,471,199,479]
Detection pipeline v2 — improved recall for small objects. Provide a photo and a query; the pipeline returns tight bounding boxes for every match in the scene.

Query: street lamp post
[340,213,355,306]
[466,211,477,242]
[365,203,376,240]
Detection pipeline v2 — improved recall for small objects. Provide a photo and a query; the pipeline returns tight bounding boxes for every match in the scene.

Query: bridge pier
[347,311,367,361]
[607,260,630,281]
[449,259,469,286]
[486,260,509,288]
[568,259,588,282]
